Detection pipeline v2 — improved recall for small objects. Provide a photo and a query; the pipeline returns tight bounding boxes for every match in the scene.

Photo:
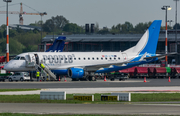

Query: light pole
[161,6,171,67]
[3,0,12,63]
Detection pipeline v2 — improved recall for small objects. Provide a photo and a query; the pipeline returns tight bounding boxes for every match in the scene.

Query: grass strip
[0,113,179,116]
[132,93,180,102]
[0,89,40,92]
[0,93,180,103]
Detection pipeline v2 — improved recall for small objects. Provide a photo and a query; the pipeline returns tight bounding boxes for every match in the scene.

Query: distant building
[9,24,41,31]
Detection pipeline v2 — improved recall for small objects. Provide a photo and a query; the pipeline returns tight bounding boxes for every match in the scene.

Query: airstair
[35,64,57,81]
[26,53,57,81]
[26,60,57,81]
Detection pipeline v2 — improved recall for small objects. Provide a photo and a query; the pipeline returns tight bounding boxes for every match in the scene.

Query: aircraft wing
[84,60,141,69]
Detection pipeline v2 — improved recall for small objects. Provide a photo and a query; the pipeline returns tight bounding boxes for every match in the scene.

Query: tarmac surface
[0,78,180,89]
[0,78,180,115]
[0,103,180,115]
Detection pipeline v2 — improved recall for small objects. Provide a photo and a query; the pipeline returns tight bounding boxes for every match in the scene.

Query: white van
[8,72,30,82]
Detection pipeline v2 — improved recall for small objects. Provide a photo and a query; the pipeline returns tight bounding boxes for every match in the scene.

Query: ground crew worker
[41,63,45,69]
[36,71,40,81]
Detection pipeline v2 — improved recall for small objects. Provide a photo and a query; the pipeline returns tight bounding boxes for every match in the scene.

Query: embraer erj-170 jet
[4,20,175,81]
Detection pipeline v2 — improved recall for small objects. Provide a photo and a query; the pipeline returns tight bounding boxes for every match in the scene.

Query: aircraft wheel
[92,76,96,81]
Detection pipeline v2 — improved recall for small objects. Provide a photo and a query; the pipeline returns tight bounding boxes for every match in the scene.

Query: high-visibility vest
[36,72,40,77]
[41,63,45,69]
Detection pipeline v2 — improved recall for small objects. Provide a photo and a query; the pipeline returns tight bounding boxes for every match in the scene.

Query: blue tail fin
[46,36,66,52]
[131,20,162,55]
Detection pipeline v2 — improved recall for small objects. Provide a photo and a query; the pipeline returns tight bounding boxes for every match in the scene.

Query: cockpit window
[20,57,26,60]
[13,56,20,60]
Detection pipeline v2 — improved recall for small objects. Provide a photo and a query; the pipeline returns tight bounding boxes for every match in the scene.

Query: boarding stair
[35,64,57,81]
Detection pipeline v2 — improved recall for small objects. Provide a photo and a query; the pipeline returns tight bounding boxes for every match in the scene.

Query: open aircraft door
[26,53,36,67]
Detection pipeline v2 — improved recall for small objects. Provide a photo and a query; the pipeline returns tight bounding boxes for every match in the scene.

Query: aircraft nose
[4,63,11,71]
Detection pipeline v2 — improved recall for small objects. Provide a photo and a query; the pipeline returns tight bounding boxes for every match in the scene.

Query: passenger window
[61,58,63,60]
[74,58,76,60]
[97,58,99,60]
[88,58,90,60]
[79,58,81,60]
[114,58,116,60]
[110,58,112,60]
[92,58,94,60]
[105,58,107,60]
[101,58,103,60]
[84,58,86,60]
[118,57,120,60]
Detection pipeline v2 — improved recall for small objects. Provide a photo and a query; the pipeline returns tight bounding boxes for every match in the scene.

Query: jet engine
[68,68,84,78]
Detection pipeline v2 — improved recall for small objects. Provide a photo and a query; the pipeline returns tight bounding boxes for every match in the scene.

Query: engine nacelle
[68,68,84,78]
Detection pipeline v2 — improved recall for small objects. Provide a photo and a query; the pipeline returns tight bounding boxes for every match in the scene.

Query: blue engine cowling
[68,68,84,78]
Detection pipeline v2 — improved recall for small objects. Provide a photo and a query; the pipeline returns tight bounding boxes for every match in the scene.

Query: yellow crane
[0,3,47,25]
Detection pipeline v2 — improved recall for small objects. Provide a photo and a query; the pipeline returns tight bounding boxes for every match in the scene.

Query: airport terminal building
[41,32,180,63]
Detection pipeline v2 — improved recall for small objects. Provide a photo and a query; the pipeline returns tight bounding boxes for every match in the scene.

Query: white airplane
[4,20,175,80]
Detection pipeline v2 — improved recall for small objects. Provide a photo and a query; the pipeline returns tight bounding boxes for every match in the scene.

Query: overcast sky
[0,0,179,28]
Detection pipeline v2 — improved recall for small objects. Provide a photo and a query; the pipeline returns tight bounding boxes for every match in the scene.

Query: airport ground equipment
[40,91,66,100]
[0,67,12,81]
[134,67,148,78]
[153,67,168,78]
[112,66,178,79]
[0,73,11,81]
[171,67,180,78]
[108,71,128,81]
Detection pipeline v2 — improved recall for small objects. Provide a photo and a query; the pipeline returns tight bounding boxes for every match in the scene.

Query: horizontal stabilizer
[144,52,177,59]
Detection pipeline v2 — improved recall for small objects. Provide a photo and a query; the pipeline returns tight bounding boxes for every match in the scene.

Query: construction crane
[0,3,47,25]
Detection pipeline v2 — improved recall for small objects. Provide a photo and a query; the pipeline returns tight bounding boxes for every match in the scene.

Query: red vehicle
[151,67,167,78]
[120,67,136,78]
[134,67,148,78]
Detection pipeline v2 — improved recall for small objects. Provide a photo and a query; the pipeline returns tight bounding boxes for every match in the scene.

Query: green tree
[173,23,180,29]
[121,21,134,33]
[0,38,25,54]
[134,22,152,33]
[110,23,122,34]
[63,23,84,34]
[9,30,17,38]
[0,31,3,39]
[29,20,43,27]
[97,27,110,34]
[43,15,69,33]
